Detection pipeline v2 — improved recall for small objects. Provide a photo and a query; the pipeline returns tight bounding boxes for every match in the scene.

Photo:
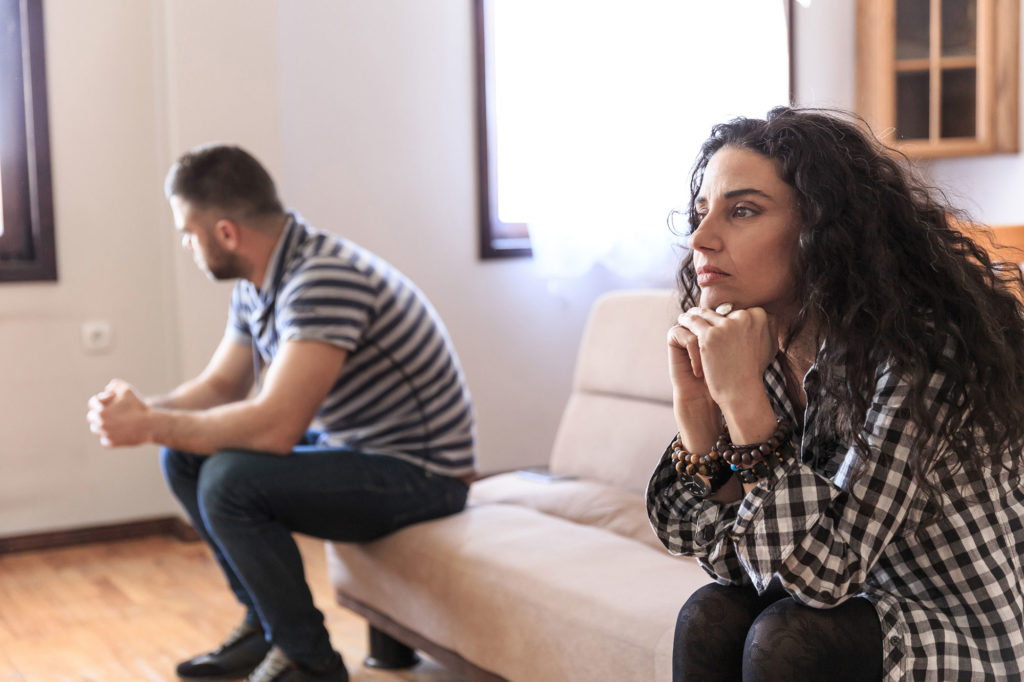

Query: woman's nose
[689,213,719,251]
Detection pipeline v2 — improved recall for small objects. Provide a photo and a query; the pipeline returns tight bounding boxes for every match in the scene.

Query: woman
[646,107,1024,682]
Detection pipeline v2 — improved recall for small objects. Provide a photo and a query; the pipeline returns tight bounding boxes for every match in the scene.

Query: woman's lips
[696,266,728,286]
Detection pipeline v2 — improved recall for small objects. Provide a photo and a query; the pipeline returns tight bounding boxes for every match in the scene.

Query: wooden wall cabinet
[857,0,1020,158]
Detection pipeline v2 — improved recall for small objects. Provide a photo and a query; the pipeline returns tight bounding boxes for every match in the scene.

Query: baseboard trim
[0,516,200,555]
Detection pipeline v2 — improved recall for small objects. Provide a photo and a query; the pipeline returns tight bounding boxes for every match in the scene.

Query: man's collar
[256,213,298,301]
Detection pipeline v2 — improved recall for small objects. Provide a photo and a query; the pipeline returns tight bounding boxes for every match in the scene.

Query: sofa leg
[364,625,421,669]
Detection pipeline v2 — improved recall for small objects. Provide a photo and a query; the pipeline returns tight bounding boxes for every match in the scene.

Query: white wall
[0,0,291,537]
[0,0,180,535]
[792,0,857,110]
[161,0,286,380]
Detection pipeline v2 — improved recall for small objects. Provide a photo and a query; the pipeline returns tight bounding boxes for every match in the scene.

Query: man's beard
[202,242,247,281]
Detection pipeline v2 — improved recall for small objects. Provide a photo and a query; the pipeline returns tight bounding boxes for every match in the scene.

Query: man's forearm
[146,377,247,412]
[145,400,301,456]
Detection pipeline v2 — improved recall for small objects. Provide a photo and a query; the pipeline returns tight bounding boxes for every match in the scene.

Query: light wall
[0,0,180,535]
[4,0,1023,537]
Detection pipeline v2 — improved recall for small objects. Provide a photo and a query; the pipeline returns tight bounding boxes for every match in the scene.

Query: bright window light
[489,0,790,280]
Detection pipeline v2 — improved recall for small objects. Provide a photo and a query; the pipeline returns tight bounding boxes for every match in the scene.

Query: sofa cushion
[547,289,680,493]
[326,503,711,682]
[569,288,679,402]
[470,472,666,552]
[548,393,676,495]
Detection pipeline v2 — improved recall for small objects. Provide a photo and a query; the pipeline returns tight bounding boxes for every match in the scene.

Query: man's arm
[148,336,256,410]
[88,339,347,455]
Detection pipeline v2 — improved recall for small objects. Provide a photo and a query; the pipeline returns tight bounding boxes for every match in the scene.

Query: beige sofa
[325,289,713,681]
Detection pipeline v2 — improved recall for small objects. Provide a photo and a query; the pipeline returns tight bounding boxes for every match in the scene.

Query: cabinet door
[856,0,1018,158]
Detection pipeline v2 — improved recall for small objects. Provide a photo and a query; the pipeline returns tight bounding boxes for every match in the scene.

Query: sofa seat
[327,488,710,682]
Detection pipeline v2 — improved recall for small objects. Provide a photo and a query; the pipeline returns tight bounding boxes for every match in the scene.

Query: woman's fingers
[668,324,704,378]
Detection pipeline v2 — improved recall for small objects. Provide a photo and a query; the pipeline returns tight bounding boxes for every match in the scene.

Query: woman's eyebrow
[723,188,773,200]
[695,188,774,204]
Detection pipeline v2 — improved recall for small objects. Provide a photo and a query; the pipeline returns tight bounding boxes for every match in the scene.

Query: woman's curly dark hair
[677,106,1024,513]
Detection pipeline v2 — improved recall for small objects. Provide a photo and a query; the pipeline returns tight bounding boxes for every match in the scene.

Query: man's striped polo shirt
[226,214,475,476]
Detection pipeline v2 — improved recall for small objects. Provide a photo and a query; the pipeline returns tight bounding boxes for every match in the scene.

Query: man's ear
[213,219,241,250]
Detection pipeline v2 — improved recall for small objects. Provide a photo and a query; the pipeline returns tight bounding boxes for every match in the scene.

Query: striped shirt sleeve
[274,257,375,352]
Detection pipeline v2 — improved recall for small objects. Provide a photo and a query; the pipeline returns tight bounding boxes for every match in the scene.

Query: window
[1,0,56,282]
[474,1,792,276]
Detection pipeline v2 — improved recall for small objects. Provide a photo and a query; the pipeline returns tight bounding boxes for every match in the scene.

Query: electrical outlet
[81,320,114,353]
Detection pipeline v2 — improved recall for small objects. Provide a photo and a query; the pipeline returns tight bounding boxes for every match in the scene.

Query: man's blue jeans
[160,443,468,670]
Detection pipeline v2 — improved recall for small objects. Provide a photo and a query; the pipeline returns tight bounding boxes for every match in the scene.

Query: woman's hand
[667,313,722,453]
[667,318,714,404]
[676,305,778,417]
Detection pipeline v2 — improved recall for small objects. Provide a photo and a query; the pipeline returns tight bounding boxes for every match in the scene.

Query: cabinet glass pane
[940,68,976,137]
[897,0,930,59]
[896,71,930,139]
[942,0,977,56]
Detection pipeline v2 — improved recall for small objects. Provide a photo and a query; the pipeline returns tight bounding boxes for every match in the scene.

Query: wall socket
[81,320,114,353]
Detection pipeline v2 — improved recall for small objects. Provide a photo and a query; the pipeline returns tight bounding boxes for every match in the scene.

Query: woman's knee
[678,582,762,633]
[743,596,882,681]
[674,582,762,682]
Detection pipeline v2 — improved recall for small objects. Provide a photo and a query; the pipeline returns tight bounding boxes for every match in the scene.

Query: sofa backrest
[549,289,680,495]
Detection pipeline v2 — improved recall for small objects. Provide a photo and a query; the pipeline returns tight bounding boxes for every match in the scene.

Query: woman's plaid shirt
[647,354,1024,681]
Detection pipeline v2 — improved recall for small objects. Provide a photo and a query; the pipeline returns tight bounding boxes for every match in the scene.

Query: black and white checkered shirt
[647,353,1024,681]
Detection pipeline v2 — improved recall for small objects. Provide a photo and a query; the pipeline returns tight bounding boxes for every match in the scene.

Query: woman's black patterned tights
[673,580,883,682]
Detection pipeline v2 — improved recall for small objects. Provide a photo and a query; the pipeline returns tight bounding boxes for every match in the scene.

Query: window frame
[473,0,531,260]
[1,0,56,282]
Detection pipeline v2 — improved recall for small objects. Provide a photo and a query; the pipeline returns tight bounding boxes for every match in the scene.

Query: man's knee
[196,451,261,516]
[159,446,207,493]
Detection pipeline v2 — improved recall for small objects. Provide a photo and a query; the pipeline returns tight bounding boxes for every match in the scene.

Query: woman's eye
[689,213,706,232]
[733,206,757,218]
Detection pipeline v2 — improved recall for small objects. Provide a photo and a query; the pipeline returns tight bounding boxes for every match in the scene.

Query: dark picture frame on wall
[0,0,56,282]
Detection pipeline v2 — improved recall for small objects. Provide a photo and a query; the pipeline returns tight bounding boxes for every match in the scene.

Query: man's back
[227,214,475,476]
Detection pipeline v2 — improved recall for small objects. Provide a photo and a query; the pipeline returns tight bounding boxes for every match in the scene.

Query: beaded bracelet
[670,433,726,478]
[719,417,793,484]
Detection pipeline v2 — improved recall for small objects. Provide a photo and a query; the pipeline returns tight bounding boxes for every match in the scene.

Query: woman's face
[689,145,802,319]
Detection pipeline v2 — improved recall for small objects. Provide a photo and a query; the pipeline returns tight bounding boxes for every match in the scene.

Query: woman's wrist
[672,392,721,453]
[717,392,777,444]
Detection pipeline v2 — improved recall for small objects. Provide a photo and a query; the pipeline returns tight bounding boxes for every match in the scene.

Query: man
[87,145,475,682]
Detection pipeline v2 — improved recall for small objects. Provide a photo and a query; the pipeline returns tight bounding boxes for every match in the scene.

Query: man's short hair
[164,144,283,219]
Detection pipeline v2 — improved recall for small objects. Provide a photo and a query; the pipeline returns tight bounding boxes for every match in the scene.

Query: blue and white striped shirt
[227,214,475,476]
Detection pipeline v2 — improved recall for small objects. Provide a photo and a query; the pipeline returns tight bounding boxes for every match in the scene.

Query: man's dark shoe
[247,646,348,682]
[176,622,270,679]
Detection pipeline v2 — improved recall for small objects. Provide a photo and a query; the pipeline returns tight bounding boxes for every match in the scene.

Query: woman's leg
[673,581,789,682]
[743,595,883,682]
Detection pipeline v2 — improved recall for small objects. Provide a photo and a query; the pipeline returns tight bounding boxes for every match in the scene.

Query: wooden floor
[0,534,464,681]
